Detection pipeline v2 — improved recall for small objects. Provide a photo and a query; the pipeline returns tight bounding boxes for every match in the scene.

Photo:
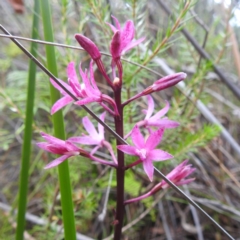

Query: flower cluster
[38,16,195,205]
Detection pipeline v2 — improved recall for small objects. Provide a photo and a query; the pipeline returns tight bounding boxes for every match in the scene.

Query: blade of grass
[15,1,40,239]
[40,1,76,239]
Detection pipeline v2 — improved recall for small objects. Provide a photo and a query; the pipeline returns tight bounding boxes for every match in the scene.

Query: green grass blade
[15,1,40,240]
[40,1,76,239]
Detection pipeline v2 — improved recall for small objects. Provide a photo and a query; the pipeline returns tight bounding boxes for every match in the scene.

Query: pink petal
[176,178,195,186]
[111,15,121,30]
[152,72,187,92]
[165,160,190,179]
[143,159,154,182]
[121,20,135,50]
[65,141,80,152]
[67,62,82,97]
[131,125,145,148]
[50,78,73,95]
[68,136,100,145]
[67,62,80,88]
[106,22,118,33]
[44,155,70,169]
[147,119,180,128]
[145,128,164,150]
[89,60,99,91]
[47,144,67,155]
[80,63,101,96]
[103,141,117,164]
[74,97,100,106]
[110,31,121,59]
[82,116,99,138]
[90,145,101,155]
[75,34,101,60]
[150,101,169,120]
[98,112,106,138]
[117,145,138,156]
[122,37,145,54]
[51,95,73,115]
[68,77,82,97]
[40,132,65,145]
[148,149,173,161]
[144,95,154,120]
[36,142,51,152]
[79,63,92,96]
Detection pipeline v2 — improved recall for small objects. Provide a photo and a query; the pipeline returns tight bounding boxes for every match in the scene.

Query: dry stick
[204,146,240,189]
[158,0,240,100]
[0,25,235,240]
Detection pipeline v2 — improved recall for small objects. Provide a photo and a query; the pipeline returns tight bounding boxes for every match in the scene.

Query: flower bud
[152,72,187,92]
[75,34,101,60]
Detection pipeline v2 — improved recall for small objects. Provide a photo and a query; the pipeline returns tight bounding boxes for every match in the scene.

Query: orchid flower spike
[68,112,117,164]
[107,16,145,60]
[125,95,179,138]
[117,125,173,181]
[36,132,82,169]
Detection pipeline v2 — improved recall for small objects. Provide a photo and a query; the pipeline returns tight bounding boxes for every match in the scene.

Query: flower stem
[40,1,76,239]
[113,88,125,240]
[15,2,39,239]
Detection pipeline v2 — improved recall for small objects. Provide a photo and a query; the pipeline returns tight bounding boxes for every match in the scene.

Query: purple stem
[122,90,146,107]
[113,87,125,240]
[125,159,142,170]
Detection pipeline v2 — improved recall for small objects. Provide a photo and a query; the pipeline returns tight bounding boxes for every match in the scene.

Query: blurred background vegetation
[0,0,240,239]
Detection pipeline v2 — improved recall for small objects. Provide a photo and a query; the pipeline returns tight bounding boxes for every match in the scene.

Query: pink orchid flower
[125,95,179,138]
[125,160,195,205]
[37,132,117,169]
[157,160,196,189]
[107,16,145,60]
[37,132,81,169]
[68,112,117,164]
[50,61,119,116]
[117,125,172,182]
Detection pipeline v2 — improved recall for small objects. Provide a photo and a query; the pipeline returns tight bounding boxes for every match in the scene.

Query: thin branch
[0,33,163,78]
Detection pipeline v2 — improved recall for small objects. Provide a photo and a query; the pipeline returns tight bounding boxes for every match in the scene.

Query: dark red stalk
[113,87,125,240]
